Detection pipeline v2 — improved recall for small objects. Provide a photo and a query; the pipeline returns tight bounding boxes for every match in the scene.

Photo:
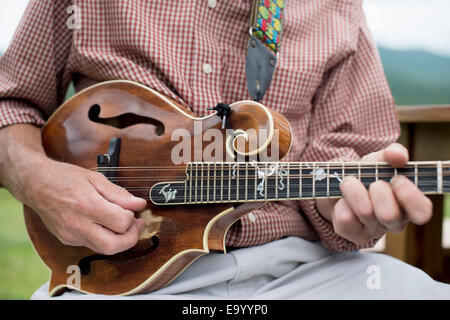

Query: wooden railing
[386,105,450,283]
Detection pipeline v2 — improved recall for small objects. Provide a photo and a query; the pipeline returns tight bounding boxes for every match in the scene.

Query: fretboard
[150,161,450,205]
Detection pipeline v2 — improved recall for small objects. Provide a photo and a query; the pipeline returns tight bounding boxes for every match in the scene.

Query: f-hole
[88,104,164,136]
[78,236,160,276]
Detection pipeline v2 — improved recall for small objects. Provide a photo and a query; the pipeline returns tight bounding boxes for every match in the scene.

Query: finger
[89,172,147,212]
[369,180,406,233]
[391,175,433,225]
[91,195,137,234]
[332,198,369,245]
[361,143,409,168]
[340,176,378,231]
[85,220,143,255]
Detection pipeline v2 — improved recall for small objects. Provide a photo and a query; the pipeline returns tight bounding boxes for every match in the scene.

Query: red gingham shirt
[0,0,400,251]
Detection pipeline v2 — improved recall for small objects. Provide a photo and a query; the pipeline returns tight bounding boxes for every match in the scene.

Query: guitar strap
[245,0,285,102]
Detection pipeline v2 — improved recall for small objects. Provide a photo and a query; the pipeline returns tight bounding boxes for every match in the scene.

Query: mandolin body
[23,80,292,296]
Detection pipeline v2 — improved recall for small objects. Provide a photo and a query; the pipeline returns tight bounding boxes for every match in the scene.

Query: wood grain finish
[24,80,292,296]
[396,105,450,123]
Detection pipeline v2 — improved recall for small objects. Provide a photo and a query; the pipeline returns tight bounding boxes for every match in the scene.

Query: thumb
[360,143,409,167]
[135,218,146,233]
[89,172,147,212]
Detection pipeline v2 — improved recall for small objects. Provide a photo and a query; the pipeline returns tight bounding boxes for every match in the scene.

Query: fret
[414,163,418,186]
[213,163,216,202]
[184,180,187,204]
[287,162,290,199]
[189,164,193,204]
[375,163,379,181]
[194,163,198,203]
[358,162,361,181]
[443,164,450,193]
[275,164,279,200]
[254,163,258,200]
[246,163,256,201]
[228,163,232,201]
[265,163,269,200]
[236,163,240,201]
[221,163,224,202]
[312,163,316,198]
[438,161,443,194]
[206,163,210,202]
[299,163,302,199]
[215,163,222,203]
[200,163,204,202]
[230,163,238,201]
[326,162,330,198]
[245,162,249,201]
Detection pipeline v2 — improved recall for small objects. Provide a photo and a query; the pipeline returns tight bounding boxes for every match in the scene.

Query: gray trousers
[31,236,450,300]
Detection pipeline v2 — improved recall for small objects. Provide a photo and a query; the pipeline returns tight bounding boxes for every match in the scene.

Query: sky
[0,0,449,57]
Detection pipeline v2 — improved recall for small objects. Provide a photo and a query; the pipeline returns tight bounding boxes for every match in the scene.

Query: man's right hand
[27,159,148,255]
[0,124,147,255]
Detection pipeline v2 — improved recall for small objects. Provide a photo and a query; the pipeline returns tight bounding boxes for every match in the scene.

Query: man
[0,0,448,299]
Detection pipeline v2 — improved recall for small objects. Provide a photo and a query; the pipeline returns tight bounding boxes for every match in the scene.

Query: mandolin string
[104,171,445,178]
[91,162,450,171]
[102,173,447,184]
[93,166,448,172]
[102,170,446,176]
[123,182,445,190]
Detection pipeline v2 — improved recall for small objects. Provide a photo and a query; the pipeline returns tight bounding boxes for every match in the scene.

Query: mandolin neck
[150,161,450,205]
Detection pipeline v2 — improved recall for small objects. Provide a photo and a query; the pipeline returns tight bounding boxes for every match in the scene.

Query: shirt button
[207,0,217,9]
[248,213,256,223]
[203,63,212,74]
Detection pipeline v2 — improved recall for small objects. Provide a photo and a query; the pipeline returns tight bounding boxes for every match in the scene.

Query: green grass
[0,188,49,299]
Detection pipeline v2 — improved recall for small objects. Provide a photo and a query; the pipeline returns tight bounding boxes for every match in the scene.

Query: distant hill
[378,47,450,105]
[0,47,449,106]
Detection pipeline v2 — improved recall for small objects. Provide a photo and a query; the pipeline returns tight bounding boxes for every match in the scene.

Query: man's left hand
[316,143,433,245]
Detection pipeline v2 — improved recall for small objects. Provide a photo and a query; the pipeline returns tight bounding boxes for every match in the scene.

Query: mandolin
[24,80,450,296]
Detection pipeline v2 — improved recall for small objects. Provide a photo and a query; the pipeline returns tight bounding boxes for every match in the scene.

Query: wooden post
[384,107,450,282]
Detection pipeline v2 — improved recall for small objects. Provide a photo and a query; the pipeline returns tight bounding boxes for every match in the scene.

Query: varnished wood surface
[25,80,293,296]
[24,83,450,294]
[396,105,450,123]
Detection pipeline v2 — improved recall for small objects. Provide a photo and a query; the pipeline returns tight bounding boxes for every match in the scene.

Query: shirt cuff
[298,151,380,251]
[0,99,45,129]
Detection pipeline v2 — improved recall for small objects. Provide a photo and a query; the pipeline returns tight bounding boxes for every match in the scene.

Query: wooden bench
[385,105,450,283]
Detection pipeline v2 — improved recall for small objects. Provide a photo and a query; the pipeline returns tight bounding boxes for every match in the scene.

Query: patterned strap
[250,0,285,54]
[245,0,285,101]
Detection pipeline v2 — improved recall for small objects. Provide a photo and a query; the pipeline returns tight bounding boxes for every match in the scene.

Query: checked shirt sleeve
[298,11,401,251]
[0,0,73,129]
